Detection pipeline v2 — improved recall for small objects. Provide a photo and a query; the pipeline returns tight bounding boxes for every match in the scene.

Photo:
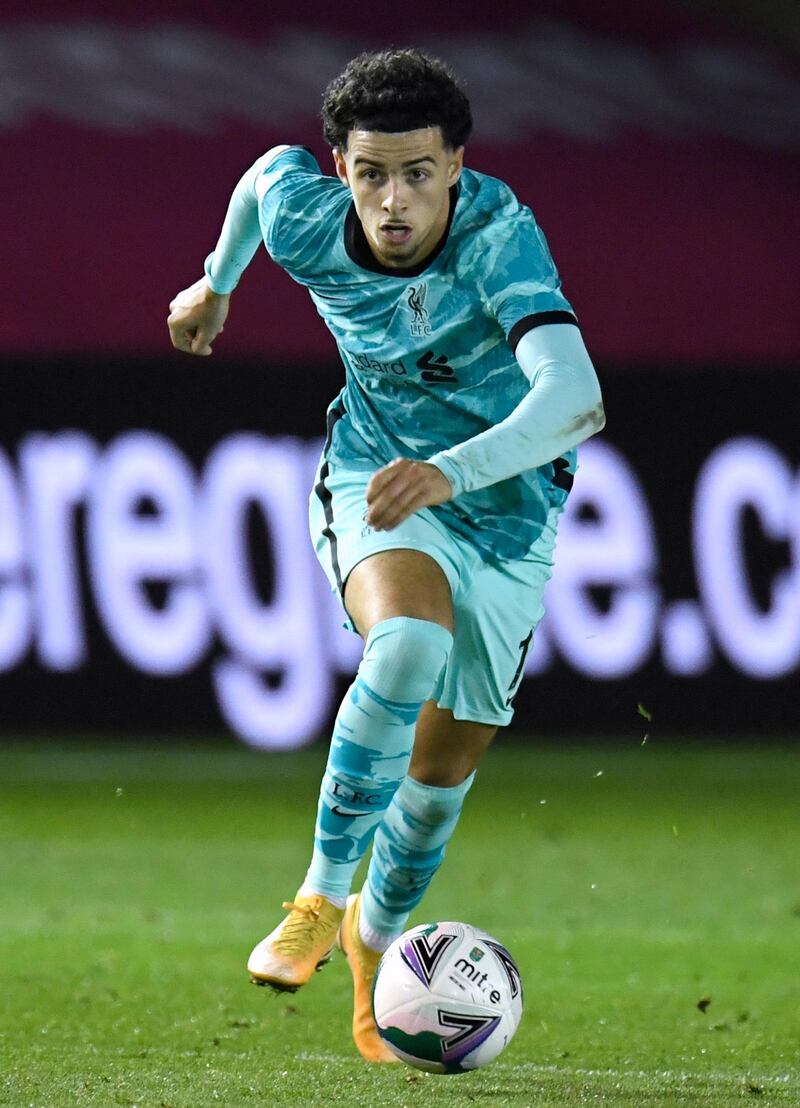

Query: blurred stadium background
[2,0,799,748]
[2,3,799,1104]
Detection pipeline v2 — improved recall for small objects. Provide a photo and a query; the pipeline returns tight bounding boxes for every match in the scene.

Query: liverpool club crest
[407,283,432,336]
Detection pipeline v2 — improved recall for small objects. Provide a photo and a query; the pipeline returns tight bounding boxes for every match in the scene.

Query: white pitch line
[494,1062,796,1087]
[296,1052,796,1086]
[296,1052,352,1063]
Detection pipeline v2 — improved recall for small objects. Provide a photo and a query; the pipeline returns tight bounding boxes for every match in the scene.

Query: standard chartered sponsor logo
[0,432,797,748]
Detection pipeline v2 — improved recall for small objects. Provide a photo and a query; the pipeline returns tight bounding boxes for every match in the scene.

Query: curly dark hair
[321,48,472,151]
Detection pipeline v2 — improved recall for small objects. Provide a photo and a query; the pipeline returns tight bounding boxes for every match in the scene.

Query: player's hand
[365,459,453,530]
[167,277,230,356]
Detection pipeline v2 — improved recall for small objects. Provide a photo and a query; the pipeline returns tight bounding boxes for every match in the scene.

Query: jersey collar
[344,184,459,278]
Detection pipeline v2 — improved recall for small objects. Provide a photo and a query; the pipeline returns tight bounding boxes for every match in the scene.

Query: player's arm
[365,324,604,529]
[427,323,604,497]
[167,145,290,355]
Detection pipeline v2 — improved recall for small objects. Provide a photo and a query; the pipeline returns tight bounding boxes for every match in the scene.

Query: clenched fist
[167,277,230,356]
[366,458,453,530]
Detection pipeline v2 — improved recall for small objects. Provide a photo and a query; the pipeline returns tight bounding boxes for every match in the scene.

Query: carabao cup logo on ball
[371,921,523,1073]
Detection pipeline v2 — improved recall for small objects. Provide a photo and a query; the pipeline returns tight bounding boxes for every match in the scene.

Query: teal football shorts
[309,461,561,727]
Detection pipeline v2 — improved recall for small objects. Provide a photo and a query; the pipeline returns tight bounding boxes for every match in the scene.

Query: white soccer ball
[372,921,524,1073]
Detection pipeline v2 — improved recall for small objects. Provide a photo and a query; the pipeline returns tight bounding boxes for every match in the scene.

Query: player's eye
[408,169,428,181]
[360,169,382,181]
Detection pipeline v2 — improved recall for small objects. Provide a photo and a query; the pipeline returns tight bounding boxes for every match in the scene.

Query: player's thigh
[309,461,462,636]
[344,549,454,637]
[409,701,497,786]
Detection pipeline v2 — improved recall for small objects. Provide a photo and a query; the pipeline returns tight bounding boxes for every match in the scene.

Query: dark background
[1,358,796,741]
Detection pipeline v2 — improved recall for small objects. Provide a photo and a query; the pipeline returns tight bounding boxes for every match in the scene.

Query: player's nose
[381,177,408,213]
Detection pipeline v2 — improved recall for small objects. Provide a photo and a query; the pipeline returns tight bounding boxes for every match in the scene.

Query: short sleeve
[255,146,333,272]
[475,208,577,351]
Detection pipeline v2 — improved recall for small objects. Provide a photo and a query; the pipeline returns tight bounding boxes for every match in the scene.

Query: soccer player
[168,48,604,1063]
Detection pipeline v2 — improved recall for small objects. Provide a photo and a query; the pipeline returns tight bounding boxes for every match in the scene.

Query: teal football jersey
[258,146,577,562]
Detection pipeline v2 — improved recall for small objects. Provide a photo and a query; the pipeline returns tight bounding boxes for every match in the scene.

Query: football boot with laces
[247,893,344,992]
[338,893,401,1063]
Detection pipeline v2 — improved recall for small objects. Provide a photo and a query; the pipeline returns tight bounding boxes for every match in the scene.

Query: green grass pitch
[1,737,798,1106]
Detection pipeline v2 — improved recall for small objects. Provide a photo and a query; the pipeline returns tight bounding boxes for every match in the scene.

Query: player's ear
[447,146,464,186]
[332,147,349,186]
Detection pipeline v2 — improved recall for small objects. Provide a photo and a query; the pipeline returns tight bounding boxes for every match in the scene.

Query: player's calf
[303,617,453,901]
[360,772,476,949]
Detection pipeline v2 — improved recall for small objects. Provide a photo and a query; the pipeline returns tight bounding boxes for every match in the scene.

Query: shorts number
[506,629,534,706]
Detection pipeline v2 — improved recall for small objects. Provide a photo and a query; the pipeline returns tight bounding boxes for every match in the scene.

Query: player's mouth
[379,222,413,246]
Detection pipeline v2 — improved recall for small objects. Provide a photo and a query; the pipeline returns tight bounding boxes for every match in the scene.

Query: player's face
[333,128,463,269]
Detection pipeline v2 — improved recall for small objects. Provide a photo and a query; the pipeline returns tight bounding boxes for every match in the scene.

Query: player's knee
[360,616,453,703]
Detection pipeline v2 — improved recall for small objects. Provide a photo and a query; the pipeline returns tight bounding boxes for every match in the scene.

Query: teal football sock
[359,771,476,950]
[303,617,452,901]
